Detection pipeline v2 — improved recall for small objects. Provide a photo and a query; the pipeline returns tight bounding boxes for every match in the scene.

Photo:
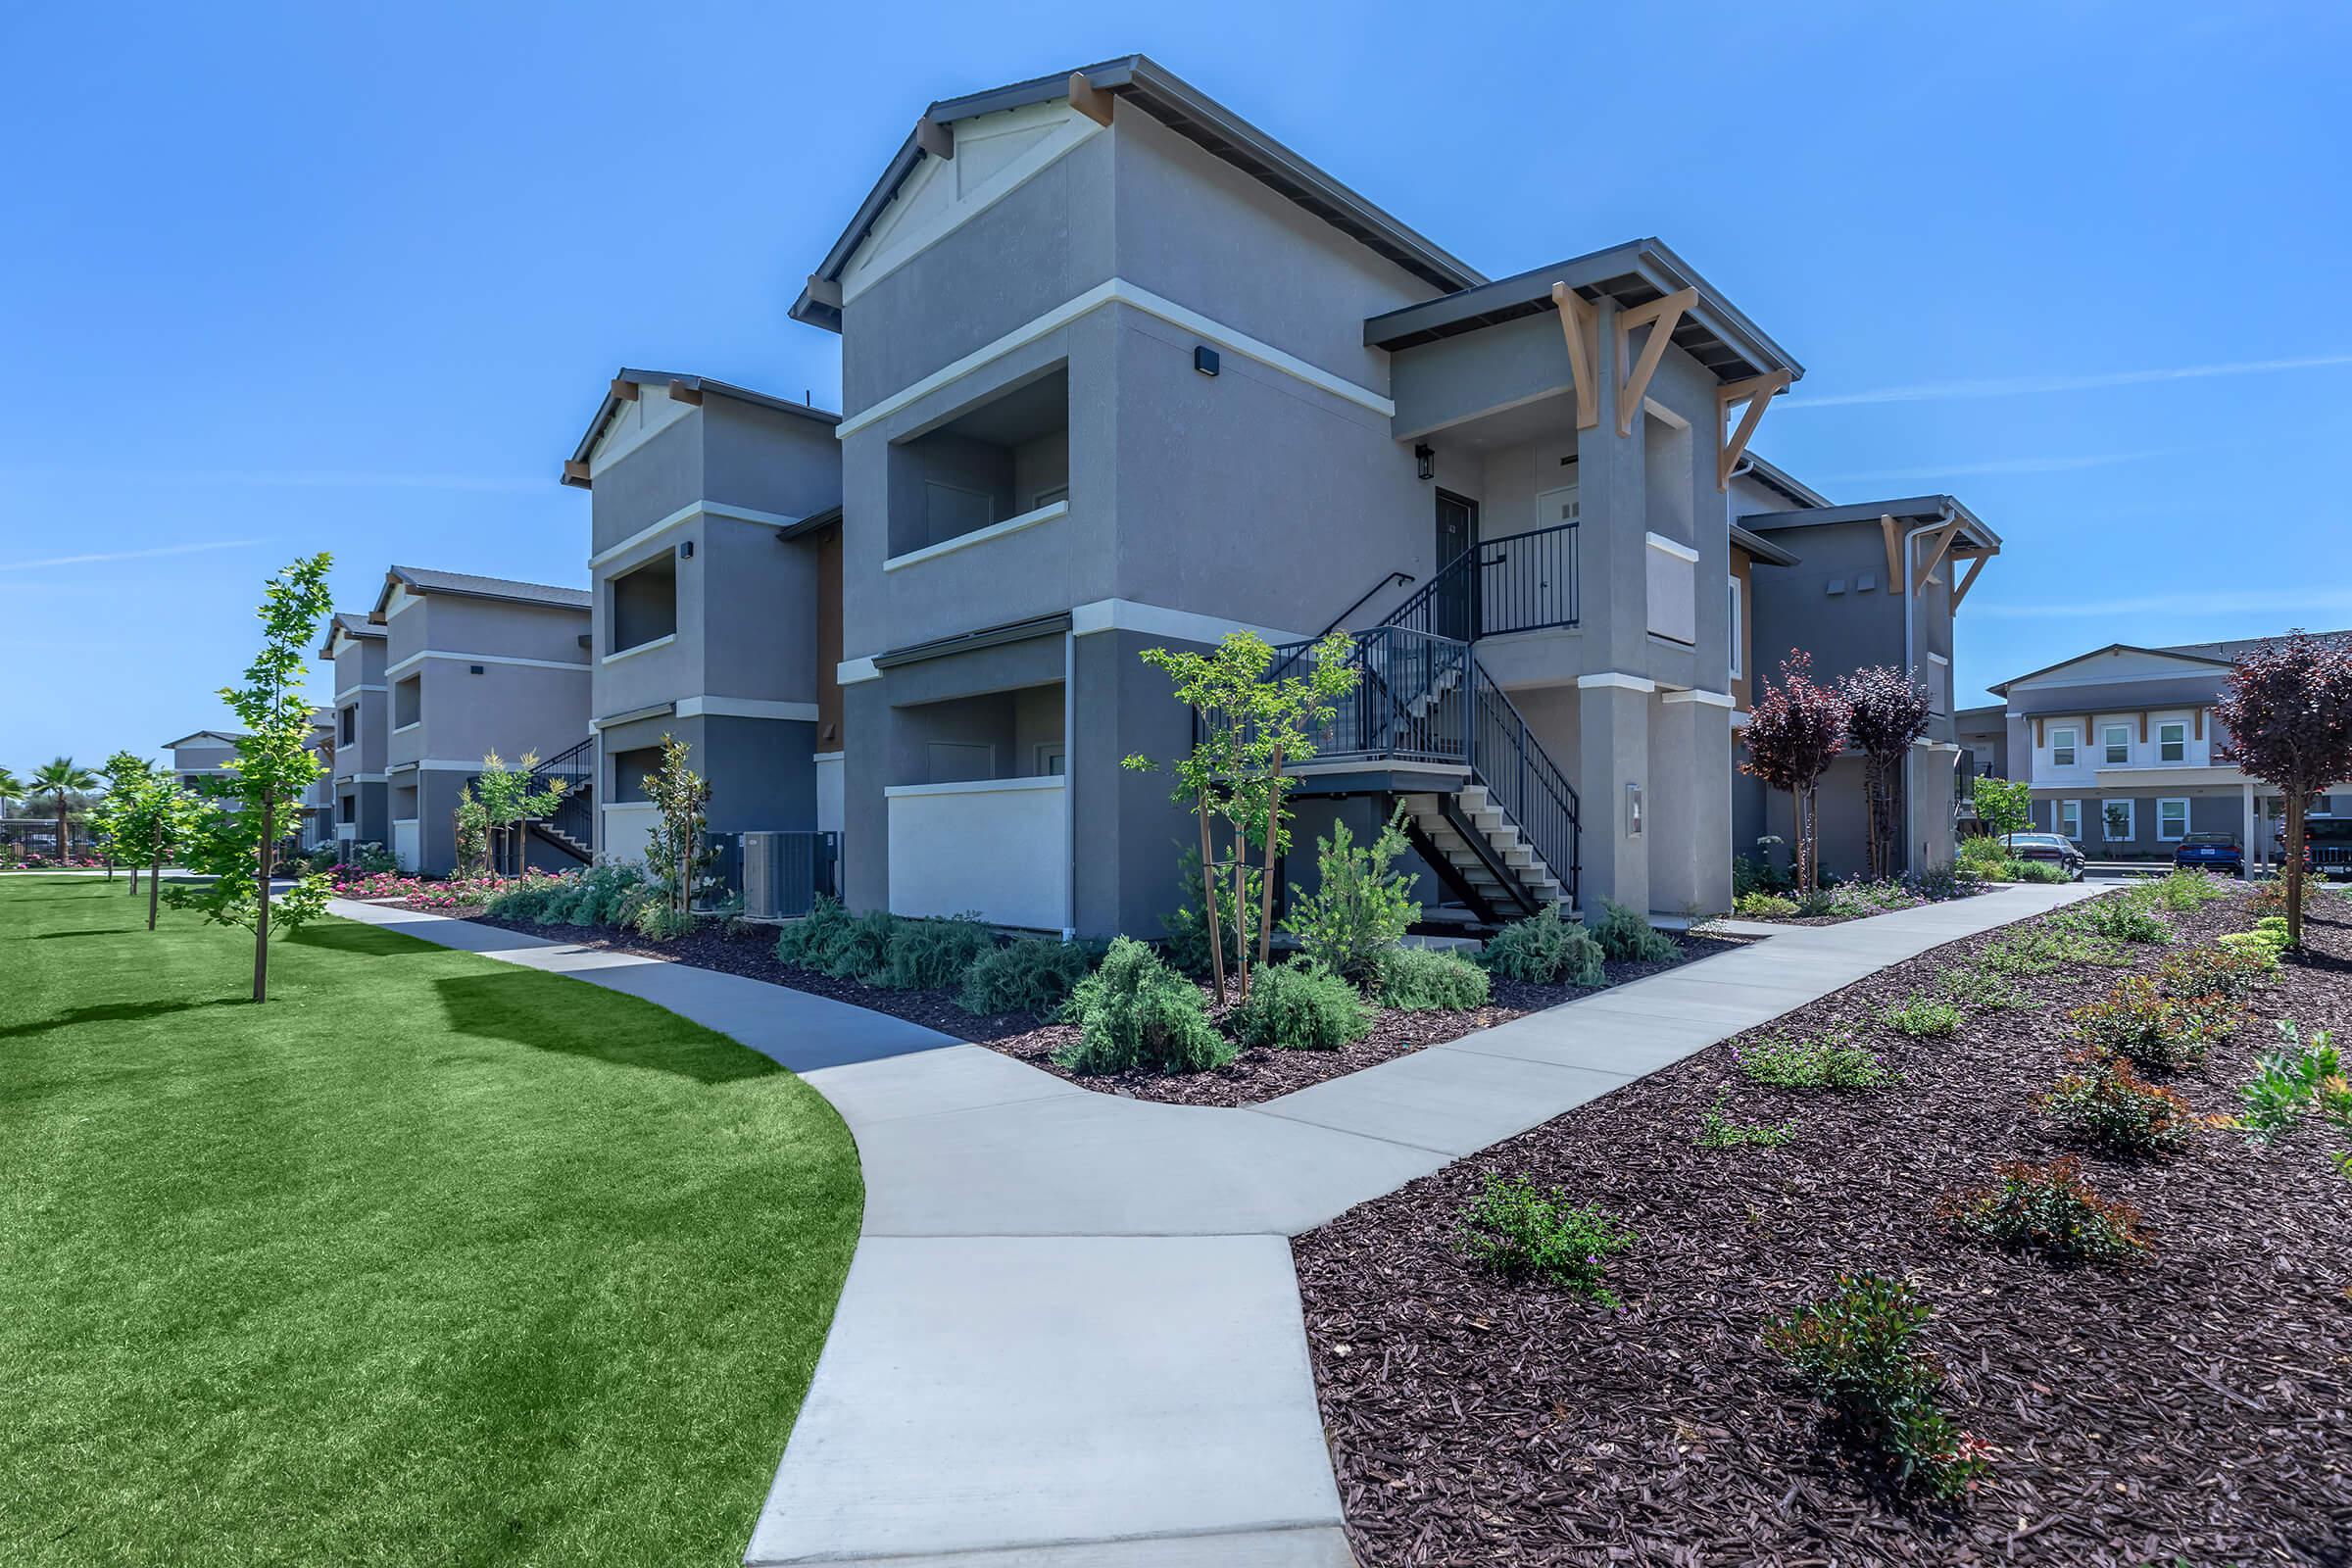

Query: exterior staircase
[526,737,596,864]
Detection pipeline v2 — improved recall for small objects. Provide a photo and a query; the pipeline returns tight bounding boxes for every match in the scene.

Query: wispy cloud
[1782,353,2352,411]
[0,539,265,572]
[1812,448,2171,485]
[1979,590,2352,621]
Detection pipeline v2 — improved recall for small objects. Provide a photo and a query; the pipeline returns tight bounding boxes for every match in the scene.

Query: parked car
[2172,831,2242,876]
[2274,814,2352,879]
[2007,831,2085,880]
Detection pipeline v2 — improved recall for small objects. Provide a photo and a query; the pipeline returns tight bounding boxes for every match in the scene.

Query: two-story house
[165,730,245,795]
[318,612,390,852]
[560,371,846,876]
[298,707,336,850]
[367,565,593,874]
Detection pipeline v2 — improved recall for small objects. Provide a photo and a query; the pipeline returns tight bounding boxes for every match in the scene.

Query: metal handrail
[1378,519,1581,643]
[530,736,596,847]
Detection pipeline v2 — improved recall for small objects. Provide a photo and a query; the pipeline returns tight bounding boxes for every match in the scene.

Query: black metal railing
[530,736,596,848]
[1379,520,1581,644]
[1467,662,1579,899]
[1270,625,1467,764]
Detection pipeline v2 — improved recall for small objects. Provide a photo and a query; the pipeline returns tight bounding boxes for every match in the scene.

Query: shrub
[823,909,902,984]
[1733,890,1799,919]
[1937,964,2022,1011]
[1374,945,1491,1011]
[1823,878,1926,918]
[1881,995,1964,1038]
[2216,929,2287,967]
[2011,858,2072,884]
[775,895,857,970]
[1734,1029,1890,1090]
[1735,848,1795,897]
[1055,937,1232,1075]
[532,862,647,926]
[1229,959,1372,1051]
[1281,808,1419,983]
[629,899,698,941]
[1478,905,1605,986]
[483,875,563,922]
[1983,922,2124,975]
[1589,898,1678,962]
[1956,836,2014,878]
[1455,1174,1635,1304]
[2228,1021,2352,1178]
[2042,1053,2196,1155]
[2252,875,2318,917]
[958,937,1097,1017]
[2058,892,2171,946]
[1693,1095,1796,1150]
[2069,975,2240,1071]
[1764,1273,1989,1499]
[1909,863,1968,903]
[1940,1156,2149,1263]
[1158,846,1259,979]
[2153,943,2274,1002]
[2150,868,2231,911]
[876,915,992,990]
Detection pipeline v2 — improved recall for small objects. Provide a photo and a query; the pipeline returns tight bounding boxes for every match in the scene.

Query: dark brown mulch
[458,907,1742,1108]
[1293,888,2352,1567]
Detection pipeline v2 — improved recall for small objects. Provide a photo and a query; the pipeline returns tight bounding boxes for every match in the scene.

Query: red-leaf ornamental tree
[1741,651,1851,894]
[2215,629,2352,948]
[1839,665,1934,880]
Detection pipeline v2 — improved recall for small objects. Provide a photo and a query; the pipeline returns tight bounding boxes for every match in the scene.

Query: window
[1032,483,1069,512]
[2058,800,2082,840]
[338,794,356,825]
[2158,721,2186,762]
[2051,726,2078,767]
[393,674,421,730]
[1727,577,1743,680]
[2103,724,2131,764]
[609,551,679,655]
[2102,799,2135,842]
[2157,799,2188,841]
[1036,743,1066,777]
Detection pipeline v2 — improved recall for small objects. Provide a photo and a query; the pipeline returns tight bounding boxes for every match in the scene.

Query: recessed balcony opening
[610,552,678,655]
[392,674,421,730]
[887,365,1069,560]
[889,683,1065,787]
[609,746,664,804]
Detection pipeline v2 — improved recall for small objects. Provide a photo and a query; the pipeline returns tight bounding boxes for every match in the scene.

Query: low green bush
[1455,1174,1635,1304]
[1158,847,1259,978]
[1764,1273,1987,1498]
[1937,964,2023,1011]
[2228,1022,2352,1178]
[629,899,697,941]
[1589,898,1679,962]
[2069,975,2240,1071]
[1880,994,1965,1038]
[2150,867,2231,911]
[1055,937,1232,1075]
[1940,1155,2148,1263]
[1281,808,1418,983]
[2059,893,2172,946]
[1477,905,1605,987]
[1692,1095,1796,1150]
[1230,959,1372,1051]
[875,915,992,990]
[823,909,902,984]
[2011,858,2072,884]
[958,937,1097,1017]
[1733,890,1799,919]
[1734,1029,1890,1090]
[1956,836,2015,877]
[775,895,857,970]
[2153,943,2274,1001]
[1982,922,2127,975]
[2042,1053,2195,1155]
[1373,945,1491,1011]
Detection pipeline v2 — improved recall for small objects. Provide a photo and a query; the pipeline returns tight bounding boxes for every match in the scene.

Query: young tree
[164,554,338,1000]
[111,769,203,930]
[473,751,565,875]
[1123,630,1352,1002]
[640,734,716,933]
[28,757,97,863]
[93,752,156,889]
[452,784,491,879]
[2215,630,2352,948]
[1740,651,1851,895]
[1971,776,2034,853]
[1838,665,1934,879]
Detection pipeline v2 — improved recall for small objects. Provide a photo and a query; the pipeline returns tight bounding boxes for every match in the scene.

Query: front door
[1433,491,1479,641]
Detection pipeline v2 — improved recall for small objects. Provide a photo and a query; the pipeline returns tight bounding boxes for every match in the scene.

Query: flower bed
[1294,885,2352,1564]
[2,855,101,871]
[331,868,566,911]
[1732,872,1986,926]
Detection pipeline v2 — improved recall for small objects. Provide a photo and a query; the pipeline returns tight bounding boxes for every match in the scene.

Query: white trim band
[387,650,591,679]
[1661,688,1737,708]
[334,684,387,699]
[839,657,882,686]
[600,634,677,665]
[837,277,1395,439]
[587,500,807,570]
[884,501,1068,572]
[675,696,820,722]
[884,774,1065,800]
[1068,598,1315,647]
[1577,672,1657,693]
[1643,532,1700,564]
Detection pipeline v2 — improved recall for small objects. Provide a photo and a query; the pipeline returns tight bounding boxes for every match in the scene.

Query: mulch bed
[1293,887,2352,1566]
[437,904,1740,1109]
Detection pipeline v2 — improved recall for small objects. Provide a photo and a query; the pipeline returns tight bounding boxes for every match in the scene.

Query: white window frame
[2156,798,2189,842]
[2102,723,2131,764]
[2102,799,2135,842]
[1727,576,1743,680]
[2058,799,2082,841]
[2158,721,2186,763]
[2051,726,2078,767]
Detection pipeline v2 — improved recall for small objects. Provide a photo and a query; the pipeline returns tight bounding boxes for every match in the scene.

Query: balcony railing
[1381,520,1580,644]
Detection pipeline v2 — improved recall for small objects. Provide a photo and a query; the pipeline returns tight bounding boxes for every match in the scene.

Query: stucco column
[841,678,892,913]
[1575,677,1651,914]
[1649,691,1735,914]
[1574,299,1650,673]
[1908,742,1958,872]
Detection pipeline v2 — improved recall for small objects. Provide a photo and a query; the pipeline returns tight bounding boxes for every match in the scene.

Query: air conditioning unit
[741,831,781,920]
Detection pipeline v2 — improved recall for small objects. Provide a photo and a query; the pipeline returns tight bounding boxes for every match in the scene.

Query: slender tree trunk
[2285,790,2307,949]
[1257,747,1283,972]
[254,796,274,1003]
[148,844,163,931]
[1231,841,1250,1001]
[1196,798,1226,1004]
[55,799,69,865]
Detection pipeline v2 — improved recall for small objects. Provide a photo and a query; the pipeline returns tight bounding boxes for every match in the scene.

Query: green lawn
[0,877,862,1567]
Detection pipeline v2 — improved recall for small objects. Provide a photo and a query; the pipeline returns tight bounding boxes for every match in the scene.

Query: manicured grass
[0,878,862,1566]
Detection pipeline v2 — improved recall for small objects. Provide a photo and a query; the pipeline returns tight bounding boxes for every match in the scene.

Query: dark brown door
[1434,491,1479,641]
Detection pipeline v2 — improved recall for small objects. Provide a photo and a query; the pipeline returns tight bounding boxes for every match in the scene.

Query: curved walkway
[330,882,2099,1567]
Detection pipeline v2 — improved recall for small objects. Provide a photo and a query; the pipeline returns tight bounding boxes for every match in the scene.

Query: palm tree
[29,757,98,861]
[0,765,20,819]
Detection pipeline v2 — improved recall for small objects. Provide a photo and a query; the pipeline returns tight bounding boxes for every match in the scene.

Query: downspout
[1899,507,1959,876]
[1062,630,1077,942]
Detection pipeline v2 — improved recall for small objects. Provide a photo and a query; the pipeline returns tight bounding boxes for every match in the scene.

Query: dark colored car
[2274,814,2352,879]
[2173,831,2242,875]
[2007,832,2086,879]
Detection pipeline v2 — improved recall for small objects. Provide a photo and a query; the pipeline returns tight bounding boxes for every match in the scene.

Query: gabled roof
[316,610,385,660]
[1988,642,2232,696]
[163,729,246,749]
[369,565,591,621]
[1737,454,1832,511]
[1361,237,1802,384]
[1740,495,2002,554]
[2164,628,2352,662]
[1730,524,1798,568]
[563,369,841,487]
[790,54,1483,331]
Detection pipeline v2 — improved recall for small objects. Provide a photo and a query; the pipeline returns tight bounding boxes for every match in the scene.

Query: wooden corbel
[1714,369,1790,489]
[1911,515,1968,592]
[666,379,704,407]
[805,274,844,310]
[1068,71,1113,127]
[915,116,954,160]
[1881,515,1901,593]
[1950,549,1994,612]
[609,376,640,403]
[1613,287,1696,436]
[1549,282,1599,430]
[561,460,592,489]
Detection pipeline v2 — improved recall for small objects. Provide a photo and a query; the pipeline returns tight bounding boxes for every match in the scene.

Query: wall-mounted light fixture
[1194,345,1220,376]
[468,664,485,675]
[1627,781,1644,836]
[1414,443,1435,481]
[677,540,695,560]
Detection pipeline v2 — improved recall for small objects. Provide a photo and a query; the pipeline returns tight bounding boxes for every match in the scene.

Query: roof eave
[1729,524,1799,567]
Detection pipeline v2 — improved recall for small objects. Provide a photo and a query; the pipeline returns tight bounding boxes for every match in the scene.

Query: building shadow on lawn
[288,920,452,958]
[429,972,784,1086]
[0,996,247,1042]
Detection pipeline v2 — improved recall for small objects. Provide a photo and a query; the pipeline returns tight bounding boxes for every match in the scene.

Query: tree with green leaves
[640,734,716,935]
[164,554,338,1001]
[2217,630,2352,948]
[0,764,20,819]
[1971,776,2034,853]
[452,784,491,878]
[93,752,156,888]
[111,768,204,930]
[28,756,97,863]
[1123,629,1353,1001]
[474,751,565,875]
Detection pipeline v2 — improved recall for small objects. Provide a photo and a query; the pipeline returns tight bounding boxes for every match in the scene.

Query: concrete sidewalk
[328,880,2099,1567]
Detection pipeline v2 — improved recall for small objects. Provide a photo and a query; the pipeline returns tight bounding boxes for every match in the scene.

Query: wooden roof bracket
[1068,71,1114,127]
[1880,514,1901,593]
[1613,287,1696,436]
[1950,548,1995,612]
[609,376,640,403]
[666,380,705,407]
[1714,369,1791,490]
[1549,282,1600,430]
[1911,514,1968,592]
[915,116,955,160]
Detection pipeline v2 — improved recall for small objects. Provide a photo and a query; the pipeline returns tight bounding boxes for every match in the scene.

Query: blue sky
[4,1,2348,767]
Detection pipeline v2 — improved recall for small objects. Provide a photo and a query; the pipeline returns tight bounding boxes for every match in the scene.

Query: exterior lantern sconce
[1194,345,1220,376]
[678,540,695,560]
[1627,781,1644,835]
[1414,443,1435,481]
